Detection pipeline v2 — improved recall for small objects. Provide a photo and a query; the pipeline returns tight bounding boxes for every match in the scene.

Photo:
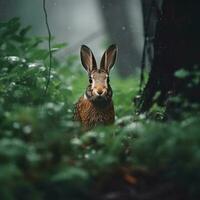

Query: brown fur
[74,96,115,129]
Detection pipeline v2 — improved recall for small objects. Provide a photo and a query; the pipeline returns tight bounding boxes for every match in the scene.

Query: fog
[0,0,144,76]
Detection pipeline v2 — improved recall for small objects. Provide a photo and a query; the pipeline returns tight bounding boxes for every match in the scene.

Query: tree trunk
[98,0,142,77]
[139,0,200,114]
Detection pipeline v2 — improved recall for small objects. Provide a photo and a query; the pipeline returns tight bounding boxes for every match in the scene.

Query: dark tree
[140,0,160,87]
[98,0,141,77]
[139,0,200,114]
[141,0,161,36]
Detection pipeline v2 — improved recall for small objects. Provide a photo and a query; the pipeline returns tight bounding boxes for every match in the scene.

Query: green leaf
[174,69,190,79]
[19,26,31,37]
[51,167,89,182]
[52,43,67,49]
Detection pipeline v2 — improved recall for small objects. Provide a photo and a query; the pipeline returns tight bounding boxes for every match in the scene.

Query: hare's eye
[89,78,92,84]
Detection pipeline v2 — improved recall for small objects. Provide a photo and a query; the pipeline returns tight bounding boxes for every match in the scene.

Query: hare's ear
[80,45,97,72]
[100,44,118,73]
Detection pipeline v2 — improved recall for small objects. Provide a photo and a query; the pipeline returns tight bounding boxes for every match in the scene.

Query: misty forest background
[0,0,200,200]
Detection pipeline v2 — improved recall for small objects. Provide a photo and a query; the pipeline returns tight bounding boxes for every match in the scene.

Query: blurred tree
[140,0,159,87]
[0,0,12,20]
[139,0,200,115]
[98,0,142,77]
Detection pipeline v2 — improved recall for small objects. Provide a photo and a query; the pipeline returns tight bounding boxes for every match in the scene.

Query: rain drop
[122,26,126,31]
[23,125,32,134]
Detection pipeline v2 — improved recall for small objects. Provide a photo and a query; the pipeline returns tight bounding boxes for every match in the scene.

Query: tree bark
[139,0,200,113]
[98,0,142,77]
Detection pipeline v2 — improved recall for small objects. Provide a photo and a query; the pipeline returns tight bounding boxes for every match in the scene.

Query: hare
[74,44,118,129]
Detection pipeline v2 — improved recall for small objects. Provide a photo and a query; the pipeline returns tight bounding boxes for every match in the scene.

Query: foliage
[0,18,200,200]
[167,66,200,118]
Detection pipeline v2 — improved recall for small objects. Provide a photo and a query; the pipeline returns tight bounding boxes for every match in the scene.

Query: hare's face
[80,44,117,103]
[85,70,113,103]
[90,70,108,97]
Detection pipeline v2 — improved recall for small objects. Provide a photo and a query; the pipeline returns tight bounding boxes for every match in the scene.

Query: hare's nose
[97,90,103,95]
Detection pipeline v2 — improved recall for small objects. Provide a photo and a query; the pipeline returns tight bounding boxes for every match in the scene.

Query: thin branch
[43,0,52,95]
